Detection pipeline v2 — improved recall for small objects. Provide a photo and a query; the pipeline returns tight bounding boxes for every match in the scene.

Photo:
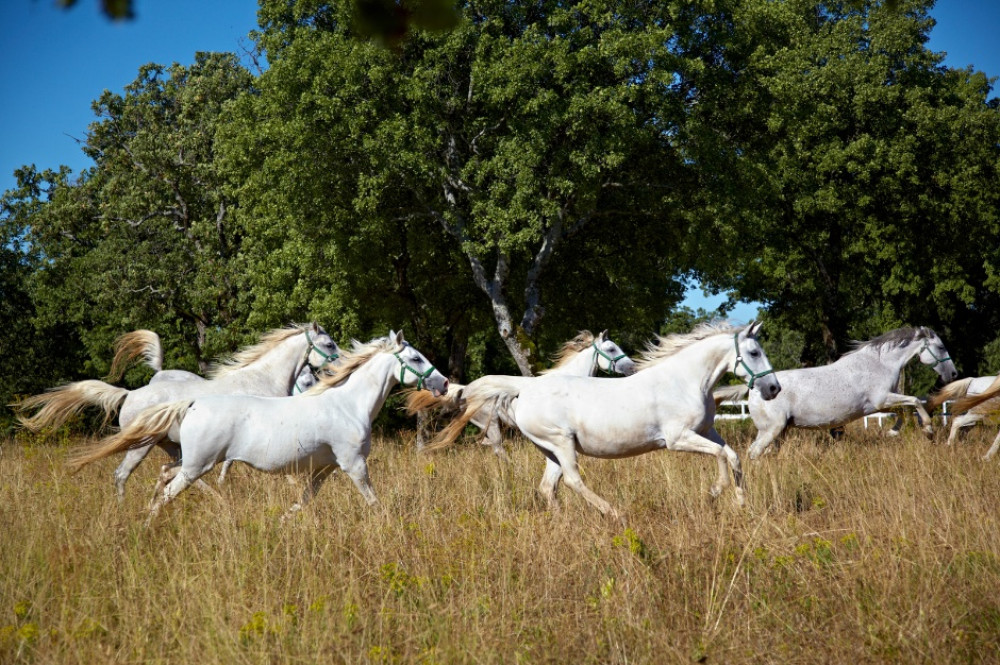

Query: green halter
[592,341,627,374]
[733,332,774,390]
[305,329,339,370]
[919,339,951,367]
[394,350,435,390]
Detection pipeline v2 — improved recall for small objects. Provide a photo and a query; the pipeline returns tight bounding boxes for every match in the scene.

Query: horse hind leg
[536,435,620,520]
[537,456,563,510]
[114,440,160,501]
[984,429,1000,460]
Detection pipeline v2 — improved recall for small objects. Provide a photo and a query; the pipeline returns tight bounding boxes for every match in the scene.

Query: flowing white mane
[206,326,307,379]
[634,322,744,372]
[310,337,395,392]
[539,331,596,375]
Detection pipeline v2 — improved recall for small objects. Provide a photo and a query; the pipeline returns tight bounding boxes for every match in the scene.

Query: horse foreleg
[880,394,933,437]
[887,413,905,437]
[705,427,745,505]
[342,458,378,507]
[217,460,234,485]
[147,467,199,527]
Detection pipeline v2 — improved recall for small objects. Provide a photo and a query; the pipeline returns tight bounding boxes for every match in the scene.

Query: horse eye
[750,350,760,358]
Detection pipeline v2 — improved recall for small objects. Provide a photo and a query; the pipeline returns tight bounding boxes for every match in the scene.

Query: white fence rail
[714,399,952,426]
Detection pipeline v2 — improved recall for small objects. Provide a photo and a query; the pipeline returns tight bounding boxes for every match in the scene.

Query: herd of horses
[14,321,1000,523]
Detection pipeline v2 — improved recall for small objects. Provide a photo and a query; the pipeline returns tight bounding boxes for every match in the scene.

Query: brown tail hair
[15,381,129,432]
[107,330,163,381]
[67,400,192,473]
[925,377,974,411]
[713,384,749,407]
[404,383,464,416]
[423,377,523,452]
[952,375,1000,415]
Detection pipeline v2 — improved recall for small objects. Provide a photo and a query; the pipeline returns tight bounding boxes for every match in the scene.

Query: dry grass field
[2,420,1000,664]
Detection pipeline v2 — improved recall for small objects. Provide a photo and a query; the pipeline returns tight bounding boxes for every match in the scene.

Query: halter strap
[394,350,435,390]
[592,341,627,374]
[733,332,774,390]
[919,339,951,366]
[305,329,339,370]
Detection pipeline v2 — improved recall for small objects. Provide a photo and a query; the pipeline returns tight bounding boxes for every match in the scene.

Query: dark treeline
[3,0,1000,424]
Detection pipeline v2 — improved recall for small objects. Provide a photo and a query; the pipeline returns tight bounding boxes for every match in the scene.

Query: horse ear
[310,322,320,333]
[598,329,608,341]
[393,329,405,347]
[748,320,762,336]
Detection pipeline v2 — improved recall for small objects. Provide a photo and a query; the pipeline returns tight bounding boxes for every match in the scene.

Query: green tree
[225,0,722,376]
[697,0,1000,369]
[10,53,253,377]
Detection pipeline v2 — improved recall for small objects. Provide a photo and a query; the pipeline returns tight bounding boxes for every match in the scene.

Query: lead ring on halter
[305,329,339,370]
[394,351,435,390]
[592,341,627,374]
[733,332,774,390]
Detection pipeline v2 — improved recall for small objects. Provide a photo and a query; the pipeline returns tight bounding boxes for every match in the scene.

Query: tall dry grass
[2,421,999,664]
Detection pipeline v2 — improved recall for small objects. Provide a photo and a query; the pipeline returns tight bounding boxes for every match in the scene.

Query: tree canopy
[4,0,1000,422]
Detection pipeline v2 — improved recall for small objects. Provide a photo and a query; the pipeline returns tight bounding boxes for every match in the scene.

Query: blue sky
[2,0,998,322]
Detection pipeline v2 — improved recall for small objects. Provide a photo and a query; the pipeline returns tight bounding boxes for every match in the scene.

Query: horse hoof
[886,429,900,437]
[923,427,934,439]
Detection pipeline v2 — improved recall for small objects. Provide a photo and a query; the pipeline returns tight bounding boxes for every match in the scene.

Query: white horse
[425,322,780,518]
[720,326,957,460]
[68,331,448,521]
[407,330,636,456]
[18,323,341,498]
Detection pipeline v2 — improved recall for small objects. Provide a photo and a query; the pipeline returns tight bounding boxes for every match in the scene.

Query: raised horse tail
[107,330,164,381]
[924,377,974,411]
[15,381,129,432]
[713,384,749,407]
[423,376,524,452]
[404,383,465,416]
[952,375,1000,415]
[67,400,192,473]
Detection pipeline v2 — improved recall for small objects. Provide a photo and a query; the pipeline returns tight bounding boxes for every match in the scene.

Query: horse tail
[423,377,524,452]
[925,377,974,411]
[67,400,192,473]
[15,381,129,432]
[107,330,163,381]
[713,384,749,406]
[952,375,1000,415]
[404,383,464,416]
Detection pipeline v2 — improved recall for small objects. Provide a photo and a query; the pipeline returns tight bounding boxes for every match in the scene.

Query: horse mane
[634,321,744,371]
[309,337,395,392]
[538,331,595,375]
[206,325,307,379]
[846,326,933,355]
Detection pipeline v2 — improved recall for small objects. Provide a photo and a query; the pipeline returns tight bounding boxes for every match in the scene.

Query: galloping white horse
[407,330,636,456]
[69,332,447,520]
[18,323,341,498]
[723,326,957,460]
[424,322,780,518]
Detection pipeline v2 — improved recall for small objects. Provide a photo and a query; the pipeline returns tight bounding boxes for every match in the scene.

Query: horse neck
[551,348,598,377]
[321,353,399,424]
[647,335,733,394]
[224,334,307,394]
[851,341,920,382]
